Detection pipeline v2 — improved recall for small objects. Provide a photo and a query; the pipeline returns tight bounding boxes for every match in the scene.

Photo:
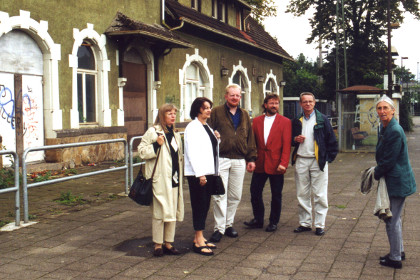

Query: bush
[399,95,414,132]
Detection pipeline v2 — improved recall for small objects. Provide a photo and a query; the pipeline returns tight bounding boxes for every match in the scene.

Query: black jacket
[291,109,338,171]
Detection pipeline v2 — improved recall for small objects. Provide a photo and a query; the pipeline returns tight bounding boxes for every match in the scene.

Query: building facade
[0,0,292,166]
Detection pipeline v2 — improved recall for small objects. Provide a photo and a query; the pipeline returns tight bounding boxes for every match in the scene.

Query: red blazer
[253,114,292,175]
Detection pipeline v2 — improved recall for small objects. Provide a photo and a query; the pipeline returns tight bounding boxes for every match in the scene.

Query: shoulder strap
[150,147,161,179]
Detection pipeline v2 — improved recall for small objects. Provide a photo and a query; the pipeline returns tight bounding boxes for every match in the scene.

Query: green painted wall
[2,0,161,128]
[159,33,284,118]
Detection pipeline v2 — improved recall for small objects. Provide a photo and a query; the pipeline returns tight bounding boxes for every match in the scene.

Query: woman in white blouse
[184,97,220,256]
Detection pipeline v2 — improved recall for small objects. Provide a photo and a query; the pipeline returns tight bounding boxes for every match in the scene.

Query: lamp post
[387,0,392,97]
[401,56,408,87]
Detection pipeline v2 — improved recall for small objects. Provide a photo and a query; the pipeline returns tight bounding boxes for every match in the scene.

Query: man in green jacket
[208,84,257,242]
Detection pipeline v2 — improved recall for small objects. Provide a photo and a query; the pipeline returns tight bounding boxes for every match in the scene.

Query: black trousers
[250,172,284,225]
[187,175,214,231]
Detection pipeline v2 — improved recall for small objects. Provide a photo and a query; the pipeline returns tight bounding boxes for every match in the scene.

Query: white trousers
[212,158,246,234]
[295,157,329,229]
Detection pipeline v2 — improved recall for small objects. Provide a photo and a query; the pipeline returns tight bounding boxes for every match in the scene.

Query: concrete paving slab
[1,117,420,279]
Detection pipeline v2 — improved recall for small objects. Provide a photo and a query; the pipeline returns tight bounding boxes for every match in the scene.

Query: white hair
[375,95,395,109]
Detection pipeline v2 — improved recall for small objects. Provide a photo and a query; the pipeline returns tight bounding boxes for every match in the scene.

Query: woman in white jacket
[184,97,220,256]
[138,104,184,257]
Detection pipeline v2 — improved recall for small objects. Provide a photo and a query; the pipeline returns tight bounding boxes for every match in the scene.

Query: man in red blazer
[244,94,292,232]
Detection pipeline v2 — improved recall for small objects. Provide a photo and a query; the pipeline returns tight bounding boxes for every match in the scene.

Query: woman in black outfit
[184,97,220,256]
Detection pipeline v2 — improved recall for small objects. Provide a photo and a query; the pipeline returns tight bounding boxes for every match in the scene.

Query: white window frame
[69,23,111,129]
[263,70,279,97]
[229,60,251,113]
[179,49,213,122]
[77,53,98,123]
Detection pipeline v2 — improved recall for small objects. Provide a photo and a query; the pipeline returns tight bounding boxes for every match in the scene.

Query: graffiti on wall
[0,85,15,129]
[0,85,37,136]
[0,75,44,164]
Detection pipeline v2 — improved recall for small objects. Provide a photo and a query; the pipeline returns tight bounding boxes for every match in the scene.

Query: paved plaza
[1,118,420,279]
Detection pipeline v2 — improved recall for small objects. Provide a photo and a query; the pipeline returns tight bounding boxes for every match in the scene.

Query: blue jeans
[385,196,406,261]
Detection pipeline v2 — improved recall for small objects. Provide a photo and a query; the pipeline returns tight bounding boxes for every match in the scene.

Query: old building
[0,0,292,166]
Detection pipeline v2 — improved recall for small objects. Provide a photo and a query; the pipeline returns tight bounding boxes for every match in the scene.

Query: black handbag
[129,147,161,206]
[209,175,225,195]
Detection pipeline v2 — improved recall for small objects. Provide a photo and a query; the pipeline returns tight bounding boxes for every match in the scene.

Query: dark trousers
[187,176,214,231]
[250,172,284,225]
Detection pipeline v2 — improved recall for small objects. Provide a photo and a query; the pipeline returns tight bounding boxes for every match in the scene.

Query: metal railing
[128,136,145,186]
[22,139,128,223]
[0,150,20,226]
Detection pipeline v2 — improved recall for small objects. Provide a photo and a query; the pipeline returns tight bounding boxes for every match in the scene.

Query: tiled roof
[165,0,293,61]
[105,12,193,48]
[337,85,385,94]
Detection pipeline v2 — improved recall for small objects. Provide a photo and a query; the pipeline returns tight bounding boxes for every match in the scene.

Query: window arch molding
[178,49,213,121]
[69,23,111,128]
[263,70,279,97]
[229,60,251,112]
[0,10,62,137]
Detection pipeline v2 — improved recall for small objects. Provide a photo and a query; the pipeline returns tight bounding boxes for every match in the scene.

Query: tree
[244,0,277,23]
[284,54,325,98]
[286,0,420,98]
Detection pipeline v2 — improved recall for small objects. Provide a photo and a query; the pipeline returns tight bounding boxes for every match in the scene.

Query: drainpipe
[161,0,184,31]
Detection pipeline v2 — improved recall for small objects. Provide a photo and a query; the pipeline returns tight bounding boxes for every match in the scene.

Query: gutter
[161,0,184,31]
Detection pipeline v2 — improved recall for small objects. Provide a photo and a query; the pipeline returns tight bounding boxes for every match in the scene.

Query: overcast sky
[263,1,420,82]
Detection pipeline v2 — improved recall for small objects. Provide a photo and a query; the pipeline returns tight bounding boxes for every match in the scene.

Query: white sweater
[184,118,219,177]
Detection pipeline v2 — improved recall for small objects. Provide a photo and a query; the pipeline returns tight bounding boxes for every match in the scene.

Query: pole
[387,0,393,98]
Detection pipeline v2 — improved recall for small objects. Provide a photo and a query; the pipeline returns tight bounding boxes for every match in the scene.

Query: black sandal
[205,241,217,249]
[192,243,213,256]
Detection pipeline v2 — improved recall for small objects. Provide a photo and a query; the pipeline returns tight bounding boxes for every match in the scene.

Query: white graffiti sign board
[0,72,44,165]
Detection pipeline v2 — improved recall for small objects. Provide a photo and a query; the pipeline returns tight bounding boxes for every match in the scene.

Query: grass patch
[53,191,86,206]
[336,204,347,209]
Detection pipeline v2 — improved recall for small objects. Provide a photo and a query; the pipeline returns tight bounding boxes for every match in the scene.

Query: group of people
[137,84,416,269]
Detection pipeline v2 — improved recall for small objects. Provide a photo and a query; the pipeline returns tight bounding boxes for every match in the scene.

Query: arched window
[184,63,205,119]
[77,41,97,123]
[179,49,213,121]
[232,71,247,109]
[265,78,277,96]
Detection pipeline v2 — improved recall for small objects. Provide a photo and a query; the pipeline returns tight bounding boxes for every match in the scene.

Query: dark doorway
[122,48,147,149]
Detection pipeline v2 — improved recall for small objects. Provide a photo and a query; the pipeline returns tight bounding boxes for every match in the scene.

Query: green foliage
[64,168,78,175]
[0,168,15,189]
[33,171,51,182]
[399,94,414,132]
[0,168,22,190]
[394,66,416,84]
[0,220,10,228]
[244,0,277,23]
[54,191,86,206]
[284,54,326,99]
[287,0,420,94]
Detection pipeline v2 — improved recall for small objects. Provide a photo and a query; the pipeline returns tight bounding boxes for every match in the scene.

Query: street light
[401,57,408,85]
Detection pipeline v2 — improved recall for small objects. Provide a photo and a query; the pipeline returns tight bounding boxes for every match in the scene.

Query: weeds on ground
[0,168,21,189]
[0,220,10,228]
[53,191,86,206]
[31,171,52,182]
[64,169,78,175]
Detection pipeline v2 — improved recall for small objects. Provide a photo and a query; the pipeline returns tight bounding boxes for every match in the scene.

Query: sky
[263,1,420,82]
